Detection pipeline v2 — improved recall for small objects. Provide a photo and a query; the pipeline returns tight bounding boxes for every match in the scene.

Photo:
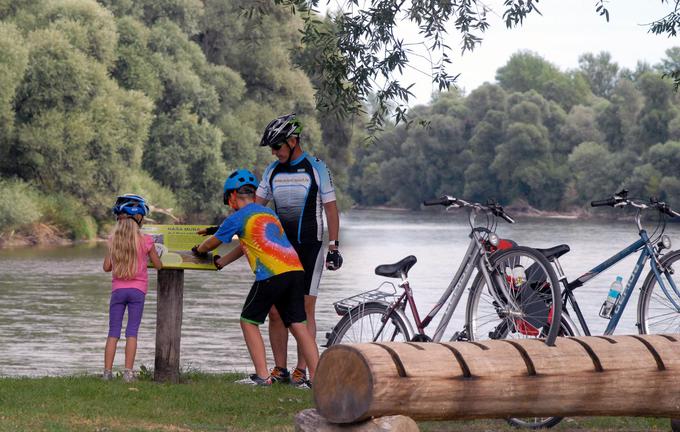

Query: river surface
[1,209,678,377]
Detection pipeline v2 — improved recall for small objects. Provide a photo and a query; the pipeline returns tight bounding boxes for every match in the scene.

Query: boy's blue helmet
[112,194,149,217]
[223,169,258,204]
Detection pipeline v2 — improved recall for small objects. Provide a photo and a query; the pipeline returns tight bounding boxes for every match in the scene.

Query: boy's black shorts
[241,271,306,326]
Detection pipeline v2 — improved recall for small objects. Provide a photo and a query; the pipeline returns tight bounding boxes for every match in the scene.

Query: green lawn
[0,373,673,431]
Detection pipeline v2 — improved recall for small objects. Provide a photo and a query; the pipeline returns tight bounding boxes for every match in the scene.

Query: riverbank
[0,373,671,431]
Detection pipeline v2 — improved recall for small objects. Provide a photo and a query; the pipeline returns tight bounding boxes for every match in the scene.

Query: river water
[1,209,678,377]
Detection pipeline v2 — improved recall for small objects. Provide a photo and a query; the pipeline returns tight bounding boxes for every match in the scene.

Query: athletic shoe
[294,378,312,390]
[234,374,272,386]
[123,369,136,383]
[291,367,307,386]
[269,366,290,384]
[102,369,113,381]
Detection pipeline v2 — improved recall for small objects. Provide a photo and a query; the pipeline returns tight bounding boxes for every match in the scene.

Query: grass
[0,372,674,431]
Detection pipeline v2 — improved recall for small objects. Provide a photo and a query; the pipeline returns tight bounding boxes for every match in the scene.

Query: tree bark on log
[154,269,184,383]
[314,335,680,423]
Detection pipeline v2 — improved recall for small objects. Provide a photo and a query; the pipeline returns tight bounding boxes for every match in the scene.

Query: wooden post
[154,269,184,383]
[314,335,680,423]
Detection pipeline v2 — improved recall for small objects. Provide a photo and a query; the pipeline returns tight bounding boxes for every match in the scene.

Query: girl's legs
[124,337,137,370]
[104,337,118,370]
[105,290,127,371]
[124,289,146,370]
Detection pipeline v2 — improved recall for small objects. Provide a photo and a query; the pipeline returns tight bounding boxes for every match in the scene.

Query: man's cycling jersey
[256,152,336,244]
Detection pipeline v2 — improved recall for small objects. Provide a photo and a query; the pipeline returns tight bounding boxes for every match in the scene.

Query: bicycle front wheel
[466,246,562,346]
[326,302,411,346]
[638,250,680,334]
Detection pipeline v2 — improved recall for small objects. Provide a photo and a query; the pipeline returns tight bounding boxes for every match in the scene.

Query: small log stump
[295,409,419,432]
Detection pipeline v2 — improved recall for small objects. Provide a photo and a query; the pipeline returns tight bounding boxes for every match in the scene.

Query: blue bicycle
[496,189,680,429]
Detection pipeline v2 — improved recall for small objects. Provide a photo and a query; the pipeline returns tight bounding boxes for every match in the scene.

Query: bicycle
[324,196,563,349]
[498,189,680,429]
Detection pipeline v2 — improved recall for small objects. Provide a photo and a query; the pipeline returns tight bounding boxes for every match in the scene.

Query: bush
[40,193,97,240]
[0,179,42,232]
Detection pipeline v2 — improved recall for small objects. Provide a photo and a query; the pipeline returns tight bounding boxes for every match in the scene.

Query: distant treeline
[350,51,680,211]
[0,1,679,241]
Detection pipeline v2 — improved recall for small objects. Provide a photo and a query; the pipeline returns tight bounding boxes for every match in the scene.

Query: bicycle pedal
[451,330,469,342]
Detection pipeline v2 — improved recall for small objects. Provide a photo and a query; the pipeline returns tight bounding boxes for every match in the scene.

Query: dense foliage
[0,0,355,238]
[349,51,680,211]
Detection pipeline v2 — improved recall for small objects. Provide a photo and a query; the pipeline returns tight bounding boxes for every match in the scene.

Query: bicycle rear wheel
[466,246,562,346]
[638,250,680,334]
[326,302,411,346]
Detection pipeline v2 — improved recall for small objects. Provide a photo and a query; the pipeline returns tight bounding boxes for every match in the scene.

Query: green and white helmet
[259,113,303,147]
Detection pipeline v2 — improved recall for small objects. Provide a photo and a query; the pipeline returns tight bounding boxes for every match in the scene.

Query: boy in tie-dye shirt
[193,169,319,387]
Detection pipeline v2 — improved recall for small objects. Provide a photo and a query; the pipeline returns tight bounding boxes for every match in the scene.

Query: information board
[142,225,218,270]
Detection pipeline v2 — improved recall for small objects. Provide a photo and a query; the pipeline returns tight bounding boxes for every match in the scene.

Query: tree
[578,51,619,98]
[636,72,674,148]
[143,107,226,217]
[496,52,589,110]
[568,142,622,202]
[0,23,28,169]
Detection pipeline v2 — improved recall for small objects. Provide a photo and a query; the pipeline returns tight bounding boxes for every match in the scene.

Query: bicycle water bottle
[599,276,623,319]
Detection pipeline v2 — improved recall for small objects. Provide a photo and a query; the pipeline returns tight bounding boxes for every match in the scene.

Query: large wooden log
[314,335,680,423]
[154,269,184,383]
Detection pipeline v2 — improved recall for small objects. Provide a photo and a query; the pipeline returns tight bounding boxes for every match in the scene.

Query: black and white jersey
[256,152,336,244]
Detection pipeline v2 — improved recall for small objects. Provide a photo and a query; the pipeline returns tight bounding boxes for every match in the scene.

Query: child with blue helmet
[103,194,162,382]
[193,169,319,387]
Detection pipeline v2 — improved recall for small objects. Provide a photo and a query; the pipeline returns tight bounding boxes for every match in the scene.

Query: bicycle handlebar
[423,196,515,223]
[423,196,457,207]
[591,198,618,207]
[591,191,679,218]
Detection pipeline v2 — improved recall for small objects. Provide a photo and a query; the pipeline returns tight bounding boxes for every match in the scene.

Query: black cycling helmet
[259,113,303,148]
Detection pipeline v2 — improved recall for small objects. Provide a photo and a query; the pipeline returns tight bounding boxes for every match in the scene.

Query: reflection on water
[1,209,679,376]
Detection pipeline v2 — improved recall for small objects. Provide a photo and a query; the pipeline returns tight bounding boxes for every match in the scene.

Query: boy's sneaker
[269,366,290,384]
[294,378,312,390]
[234,374,272,386]
[123,369,136,383]
[291,367,307,386]
[102,369,113,381]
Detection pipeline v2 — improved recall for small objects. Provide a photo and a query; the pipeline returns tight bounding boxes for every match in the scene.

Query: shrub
[0,179,42,233]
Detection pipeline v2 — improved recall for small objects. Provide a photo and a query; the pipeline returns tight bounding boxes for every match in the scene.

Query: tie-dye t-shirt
[215,203,303,281]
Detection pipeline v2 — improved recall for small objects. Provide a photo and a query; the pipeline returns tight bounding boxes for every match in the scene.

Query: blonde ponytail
[110,217,141,280]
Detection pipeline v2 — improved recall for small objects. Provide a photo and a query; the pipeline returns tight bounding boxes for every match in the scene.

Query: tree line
[350,50,680,211]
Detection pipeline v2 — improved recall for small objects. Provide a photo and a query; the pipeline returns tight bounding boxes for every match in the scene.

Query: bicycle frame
[382,211,514,342]
[557,213,680,336]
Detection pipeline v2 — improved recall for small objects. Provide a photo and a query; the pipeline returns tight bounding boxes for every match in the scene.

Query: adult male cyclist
[256,113,342,386]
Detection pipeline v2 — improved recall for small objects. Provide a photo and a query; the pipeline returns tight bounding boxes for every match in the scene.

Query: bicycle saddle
[534,244,570,262]
[375,255,417,278]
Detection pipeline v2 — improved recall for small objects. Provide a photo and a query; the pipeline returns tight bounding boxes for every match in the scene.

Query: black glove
[191,245,208,259]
[205,226,218,235]
[213,254,223,270]
[325,250,343,271]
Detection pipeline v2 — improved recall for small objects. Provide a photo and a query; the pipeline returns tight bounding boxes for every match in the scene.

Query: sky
[320,1,680,106]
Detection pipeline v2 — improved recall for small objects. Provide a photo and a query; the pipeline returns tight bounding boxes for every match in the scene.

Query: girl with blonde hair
[103,194,162,381]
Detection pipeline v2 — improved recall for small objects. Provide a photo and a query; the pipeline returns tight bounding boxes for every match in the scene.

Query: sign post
[142,224,218,383]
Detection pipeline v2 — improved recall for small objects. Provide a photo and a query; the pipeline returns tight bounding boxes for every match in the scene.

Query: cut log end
[313,344,374,422]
